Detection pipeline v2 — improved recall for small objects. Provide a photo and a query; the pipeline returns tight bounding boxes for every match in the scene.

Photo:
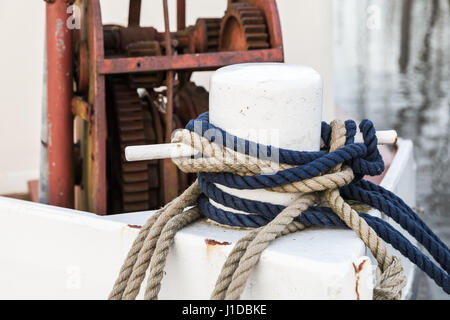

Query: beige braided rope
[210,229,261,300]
[109,182,202,300]
[324,120,406,299]
[108,204,169,300]
[122,182,202,300]
[210,221,309,300]
[325,120,392,271]
[373,256,407,300]
[109,121,406,300]
[144,207,202,300]
[222,194,316,300]
[211,120,405,300]
[224,199,314,300]
[172,129,355,193]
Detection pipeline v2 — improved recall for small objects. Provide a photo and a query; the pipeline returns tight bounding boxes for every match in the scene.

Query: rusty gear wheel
[107,77,162,213]
[73,40,89,94]
[174,82,210,191]
[174,81,209,124]
[103,25,123,56]
[189,18,222,53]
[126,40,165,89]
[219,2,270,51]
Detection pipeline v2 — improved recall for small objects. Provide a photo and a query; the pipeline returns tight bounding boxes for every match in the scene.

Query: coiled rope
[109,112,450,300]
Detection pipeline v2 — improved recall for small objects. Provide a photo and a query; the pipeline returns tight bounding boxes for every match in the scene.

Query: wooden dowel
[125,130,398,162]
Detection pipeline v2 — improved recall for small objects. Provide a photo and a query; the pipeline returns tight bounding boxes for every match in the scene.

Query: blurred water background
[333,0,449,299]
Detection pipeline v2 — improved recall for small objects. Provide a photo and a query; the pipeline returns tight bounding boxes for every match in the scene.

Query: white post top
[209,63,323,151]
[209,63,323,209]
[124,63,395,164]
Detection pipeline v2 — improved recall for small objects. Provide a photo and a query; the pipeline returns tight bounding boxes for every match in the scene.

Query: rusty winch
[45,0,284,215]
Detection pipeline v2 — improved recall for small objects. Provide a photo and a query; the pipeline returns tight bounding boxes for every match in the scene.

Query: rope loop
[110,113,449,300]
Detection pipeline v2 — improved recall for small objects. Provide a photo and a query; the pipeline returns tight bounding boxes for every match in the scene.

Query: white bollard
[124,63,398,209]
[208,63,323,211]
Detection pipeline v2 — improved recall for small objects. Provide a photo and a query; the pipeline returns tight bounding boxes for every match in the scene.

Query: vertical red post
[177,0,186,31]
[46,0,74,208]
[162,0,179,203]
[128,0,142,27]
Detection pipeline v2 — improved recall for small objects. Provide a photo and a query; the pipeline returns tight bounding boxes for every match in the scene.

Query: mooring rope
[109,112,450,300]
[108,183,202,300]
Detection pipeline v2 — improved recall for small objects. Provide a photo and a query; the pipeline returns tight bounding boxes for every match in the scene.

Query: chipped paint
[127,224,142,229]
[205,239,232,257]
[205,239,231,246]
[54,18,66,59]
[352,260,367,300]
[46,0,74,209]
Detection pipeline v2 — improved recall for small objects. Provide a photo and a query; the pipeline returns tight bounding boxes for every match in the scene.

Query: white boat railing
[0,139,417,299]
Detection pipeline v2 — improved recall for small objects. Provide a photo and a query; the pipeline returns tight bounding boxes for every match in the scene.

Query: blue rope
[198,197,450,293]
[186,112,326,165]
[185,112,450,295]
[350,179,450,253]
[341,182,450,273]
[199,173,450,274]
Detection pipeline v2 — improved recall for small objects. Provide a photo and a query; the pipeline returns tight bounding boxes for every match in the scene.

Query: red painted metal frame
[46,0,74,209]
[99,48,284,74]
[48,0,283,214]
[94,0,282,213]
[177,0,186,31]
[128,0,142,26]
[86,0,107,214]
[99,0,284,75]
[162,0,179,204]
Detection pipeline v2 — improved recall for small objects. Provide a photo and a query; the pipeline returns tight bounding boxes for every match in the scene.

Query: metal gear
[104,31,210,213]
[151,82,210,194]
[126,40,165,88]
[106,80,209,213]
[219,2,270,51]
[173,82,210,191]
[173,81,209,124]
[189,18,222,53]
[107,77,161,214]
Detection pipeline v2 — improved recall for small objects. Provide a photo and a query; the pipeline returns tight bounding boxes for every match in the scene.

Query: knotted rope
[109,112,450,300]
[108,182,202,300]
[208,121,403,300]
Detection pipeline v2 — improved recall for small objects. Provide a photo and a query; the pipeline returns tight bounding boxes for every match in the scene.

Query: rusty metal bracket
[71,96,92,122]
[46,0,74,209]
[99,49,284,74]
[53,0,284,214]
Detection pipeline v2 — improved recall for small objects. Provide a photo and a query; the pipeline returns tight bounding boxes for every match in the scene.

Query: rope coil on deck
[109,112,450,300]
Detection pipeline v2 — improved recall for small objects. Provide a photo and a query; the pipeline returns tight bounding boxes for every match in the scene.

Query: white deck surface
[0,140,417,299]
